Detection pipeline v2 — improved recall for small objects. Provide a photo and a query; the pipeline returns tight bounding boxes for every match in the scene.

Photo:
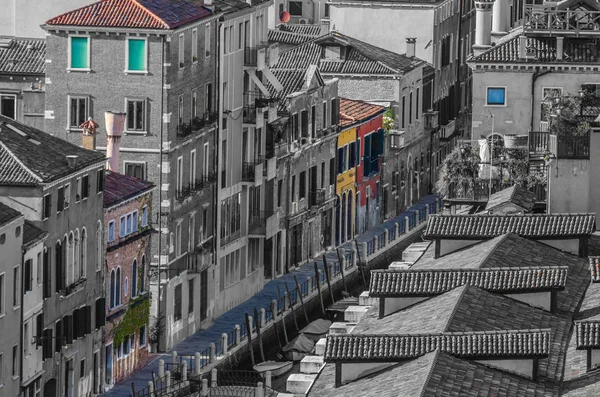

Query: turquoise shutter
[71,37,89,69]
[128,39,146,71]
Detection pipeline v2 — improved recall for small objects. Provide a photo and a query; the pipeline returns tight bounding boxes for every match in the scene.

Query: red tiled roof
[340,98,385,128]
[45,0,212,30]
[104,171,154,208]
[369,266,568,297]
[0,38,46,75]
[324,329,551,361]
[589,257,600,282]
[575,321,600,348]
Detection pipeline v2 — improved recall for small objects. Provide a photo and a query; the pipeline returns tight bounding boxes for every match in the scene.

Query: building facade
[43,0,219,352]
[267,65,339,274]
[0,115,106,397]
[103,171,154,389]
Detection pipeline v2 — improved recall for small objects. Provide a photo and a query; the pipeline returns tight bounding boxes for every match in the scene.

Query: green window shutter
[128,39,146,71]
[71,37,89,69]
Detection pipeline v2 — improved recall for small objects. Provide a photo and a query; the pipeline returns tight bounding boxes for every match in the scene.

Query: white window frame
[67,95,89,131]
[119,210,139,238]
[0,94,17,120]
[203,142,210,179]
[178,95,184,125]
[190,149,197,186]
[192,28,198,63]
[0,272,5,317]
[125,37,148,74]
[189,213,196,252]
[67,34,91,72]
[124,98,147,134]
[205,23,211,58]
[139,324,147,347]
[179,33,185,68]
[107,221,115,242]
[123,161,146,180]
[176,221,183,257]
[177,156,184,194]
[191,89,198,119]
[485,86,507,107]
[64,183,71,209]
[142,206,148,227]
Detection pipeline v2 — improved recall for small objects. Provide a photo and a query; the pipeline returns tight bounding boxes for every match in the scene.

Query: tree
[435,145,480,198]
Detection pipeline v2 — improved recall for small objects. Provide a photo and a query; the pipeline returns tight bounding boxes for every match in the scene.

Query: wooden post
[276,287,289,344]
[335,248,348,293]
[271,301,283,349]
[354,239,367,289]
[322,255,335,305]
[245,313,255,366]
[284,282,299,332]
[253,308,266,363]
[293,275,310,324]
[314,262,325,315]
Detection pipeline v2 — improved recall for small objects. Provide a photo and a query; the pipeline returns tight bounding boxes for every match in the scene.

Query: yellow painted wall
[336,126,357,196]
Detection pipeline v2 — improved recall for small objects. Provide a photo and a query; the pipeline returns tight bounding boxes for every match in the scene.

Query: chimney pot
[406,38,416,58]
[105,111,126,172]
[66,155,79,168]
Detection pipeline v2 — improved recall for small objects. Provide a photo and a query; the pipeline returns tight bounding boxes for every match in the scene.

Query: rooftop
[268,24,322,46]
[104,171,155,208]
[23,220,48,248]
[485,185,537,213]
[0,37,45,75]
[0,115,106,185]
[0,201,23,228]
[45,0,213,30]
[340,98,386,128]
[272,31,426,76]
[423,213,596,240]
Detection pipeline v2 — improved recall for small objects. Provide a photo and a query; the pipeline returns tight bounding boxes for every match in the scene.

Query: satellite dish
[280,11,291,23]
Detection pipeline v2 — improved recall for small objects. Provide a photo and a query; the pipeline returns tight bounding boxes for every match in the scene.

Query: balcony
[440,119,456,141]
[529,131,590,159]
[187,246,213,273]
[242,162,256,182]
[248,211,267,235]
[523,5,600,35]
[423,110,439,131]
[190,173,217,194]
[175,186,192,202]
[308,189,326,208]
[388,130,405,151]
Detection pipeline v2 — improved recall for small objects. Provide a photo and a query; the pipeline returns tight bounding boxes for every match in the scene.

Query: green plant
[112,295,151,345]
[383,107,396,133]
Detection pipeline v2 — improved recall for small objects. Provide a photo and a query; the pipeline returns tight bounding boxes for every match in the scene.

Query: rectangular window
[126,99,146,132]
[0,273,4,314]
[37,252,42,286]
[299,171,306,199]
[76,178,81,202]
[205,23,211,57]
[69,36,89,69]
[24,322,29,356]
[238,22,243,50]
[43,250,50,299]
[177,156,183,194]
[0,94,16,119]
[133,211,138,231]
[486,87,506,106]
[322,102,327,129]
[174,284,182,321]
[69,97,88,129]
[64,183,71,209]
[127,38,146,72]
[108,221,115,242]
[142,206,148,227]
[189,214,195,251]
[205,83,213,113]
[120,217,127,238]
[97,169,105,193]
[291,175,296,202]
[416,88,420,120]
[179,34,185,68]
[321,162,325,189]
[24,259,32,293]
[80,359,85,379]
[409,92,413,124]
[401,96,406,128]
[126,214,132,235]
[349,142,356,168]
[188,279,194,314]
[124,162,146,180]
[192,28,198,62]
[57,187,65,213]
[178,96,184,125]
[289,1,303,15]
[123,336,130,356]
[176,222,182,257]
[190,149,197,186]
[82,175,89,199]
[192,90,198,119]
[12,344,18,377]
[277,179,283,207]
[224,27,228,54]
[43,194,51,219]
[13,266,19,307]
[139,324,147,347]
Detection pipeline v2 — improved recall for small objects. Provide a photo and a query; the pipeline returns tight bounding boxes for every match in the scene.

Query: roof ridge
[419,349,441,397]
[442,285,470,332]
[45,0,113,25]
[479,233,513,268]
[0,140,42,183]
[131,0,170,29]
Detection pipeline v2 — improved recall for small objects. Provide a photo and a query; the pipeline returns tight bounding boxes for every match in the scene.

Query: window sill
[13,305,21,311]
[484,104,507,108]
[124,70,148,75]
[67,68,92,73]
[124,130,148,136]
[67,128,84,133]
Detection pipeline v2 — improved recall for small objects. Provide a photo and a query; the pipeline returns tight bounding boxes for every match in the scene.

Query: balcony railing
[529,131,551,154]
[529,131,589,159]
[243,105,256,123]
[248,211,267,235]
[190,173,217,193]
[187,247,213,273]
[308,189,326,207]
[524,5,600,33]
[175,186,192,202]
[242,162,256,182]
[220,228,241,247]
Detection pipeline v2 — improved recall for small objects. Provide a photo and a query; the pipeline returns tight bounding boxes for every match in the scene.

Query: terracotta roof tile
[589,257,600,283]
[324,330,551,361]
[423,213,596,240]
[268,24,321,46]
[369,266,568,297]
[339,98,385,128]
[104,171,154,208]
[45,0,212,30]
[0,38,45,75]
[0,115,106,185]
[485,185,537,212]
[575,321,600,349]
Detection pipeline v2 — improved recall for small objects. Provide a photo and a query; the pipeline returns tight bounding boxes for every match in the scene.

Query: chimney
[473,0,495,56]
[320,19,330,36]
[491,0,509,42]
[66,155,79,168]
[80,117,99,150]
[105,111,126,172]
[406,38,416,58]
[204,0,212,8]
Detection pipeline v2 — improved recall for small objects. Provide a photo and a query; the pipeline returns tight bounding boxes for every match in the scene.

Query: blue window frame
[487,87,506,106]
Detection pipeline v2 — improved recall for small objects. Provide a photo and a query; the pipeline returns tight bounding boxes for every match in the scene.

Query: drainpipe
[530,68,550,132]
[156,34,166,352]
[20,246,25,397]
[214,17,220,285]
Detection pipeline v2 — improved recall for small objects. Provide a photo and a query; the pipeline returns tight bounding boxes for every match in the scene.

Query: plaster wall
[340,362,396,385]
[438,238,481,256]
[475,358,534,378]
[383,296,428,317]
[548,159,591,216]
[504,291,551,311]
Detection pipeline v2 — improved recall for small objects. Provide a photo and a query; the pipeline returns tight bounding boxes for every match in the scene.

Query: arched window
[55,240,63,292]
[74,229,80,281]
[81,228,87,278]
[347,192,353,240]
[335,197,341,247]
[63,236,68,288]
[110,270,116,309]
[116,267,121,306]
[67,232,74,286]
[140,256,145,293]
[132,259,138,298]
[96,221,103,272]
[341,192,347,243]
